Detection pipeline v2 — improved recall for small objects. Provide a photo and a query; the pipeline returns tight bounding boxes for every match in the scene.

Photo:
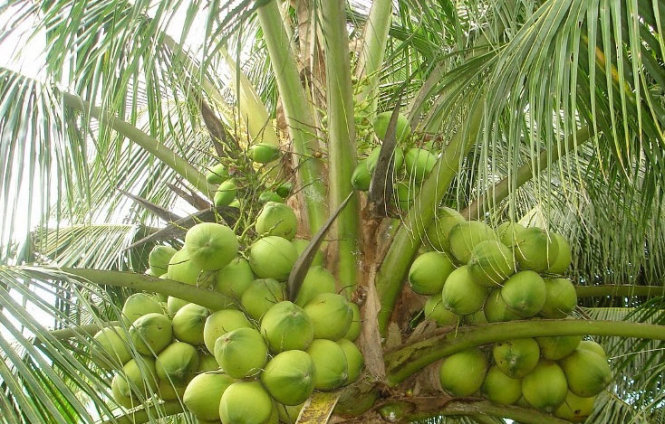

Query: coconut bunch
[405,213,611,421]
[205,143,283,208]
[351,112,438,211]
[93,203,364,423]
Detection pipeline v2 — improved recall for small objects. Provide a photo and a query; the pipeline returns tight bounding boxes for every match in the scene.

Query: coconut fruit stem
[385,319,665,385]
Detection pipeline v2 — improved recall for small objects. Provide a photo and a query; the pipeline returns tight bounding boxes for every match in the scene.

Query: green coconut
[292,239,324,267]
[260,301,314,352]
[496,221,526,247]
[184,372,235,421]
[203,309,252,354]
[373,111,411,143]
[424,296,460,326]
[167,248,202,286]
[577,340,606,359]
[514,227,559,272]
[206,163,229,185]
[554,391,597,422]
[440,265,489,316]
[304,293,353,340]
[277,403,305,424]
[426,207,465,252]
[249,143,281,163]
[337,338,364,383]
[184,223,238,271]
[172,303,209,345]
[122,293,163,325]
[214,327,268,378]
[166,296,190,316]
[259,190,284,204]
[447,221,498,264]
[241,278,287,321]
[484,289,522,322]
[351,160,371,191]
[536,334,583,360]
[464,309,488,325]
[307,339,349,390]
[366,145,404,173]
[148,245,177,277]
[197,352,220,372]
[438,348,488,396]
[492,338,540,379]
[261,350,316,405]
[214,179,237,207]
[560,349,612,397]
[547,233,572,274]
[249,236,298,280]
[215,257,254,299]
[129,313,173,356]
[404,147,437,181]
[500,270,546,318]
[481,365,522,405]
[156,342,200,385]
[157,379,186,401]
[521,361,568,412]
[540,277,577,318]
[276,182,292,198]
[112,356,158,405]
[255,202,298,240]
[468,240,516,287]
[408,251,455,295]
[294,266,336,307]
[91,326,132,370]
[393,182,413,211]
[343,303,362,341]
[219,381,274,424]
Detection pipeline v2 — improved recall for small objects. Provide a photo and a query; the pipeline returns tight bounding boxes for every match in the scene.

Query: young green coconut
[241,278,287,321]
[172,303,209,345]
[492,338,541,379]
[307,339,349,391]
[408,251,456,295]
[481,365,522,405]
[129,312,173,356]
[214,327,268,379]
[438,348,488,396]
[91,326,132,370]
[559,348,612,397]
[500,270,547,318]
[521,361,568,412]
[447,221,498,264]
[155,341,200,386]
[255,202,298,240]
[294,266,336,307]
[202,309,252,354]
[183,372,235,422]
[219,381,274,424]
[214,256,254,299]
[425,207,465,252]
[121,293,163,325]
[260,350,316,406]
[148,245,177,277]
[249,236,298,280]
[184,222,238,271]
[260,301,314,352]
[303,293,353,340]
[440,266,489,316]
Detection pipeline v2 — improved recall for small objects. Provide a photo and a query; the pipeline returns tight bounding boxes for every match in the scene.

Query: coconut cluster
[92,205,364,424]
[206,143,283,208]
[351,112,438,211]
[406,211,611,421]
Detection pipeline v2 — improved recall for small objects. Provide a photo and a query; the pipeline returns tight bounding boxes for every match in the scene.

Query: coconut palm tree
[0,0,664,423]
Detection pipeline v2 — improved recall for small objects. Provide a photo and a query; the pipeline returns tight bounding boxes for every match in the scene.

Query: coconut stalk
[375,96,486,335]
[354,0,393,122]
[61,93,215,197]
[320,0,359,294]
[256,0,327,235]
[55,268,230,311]
[385,319,665,385]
